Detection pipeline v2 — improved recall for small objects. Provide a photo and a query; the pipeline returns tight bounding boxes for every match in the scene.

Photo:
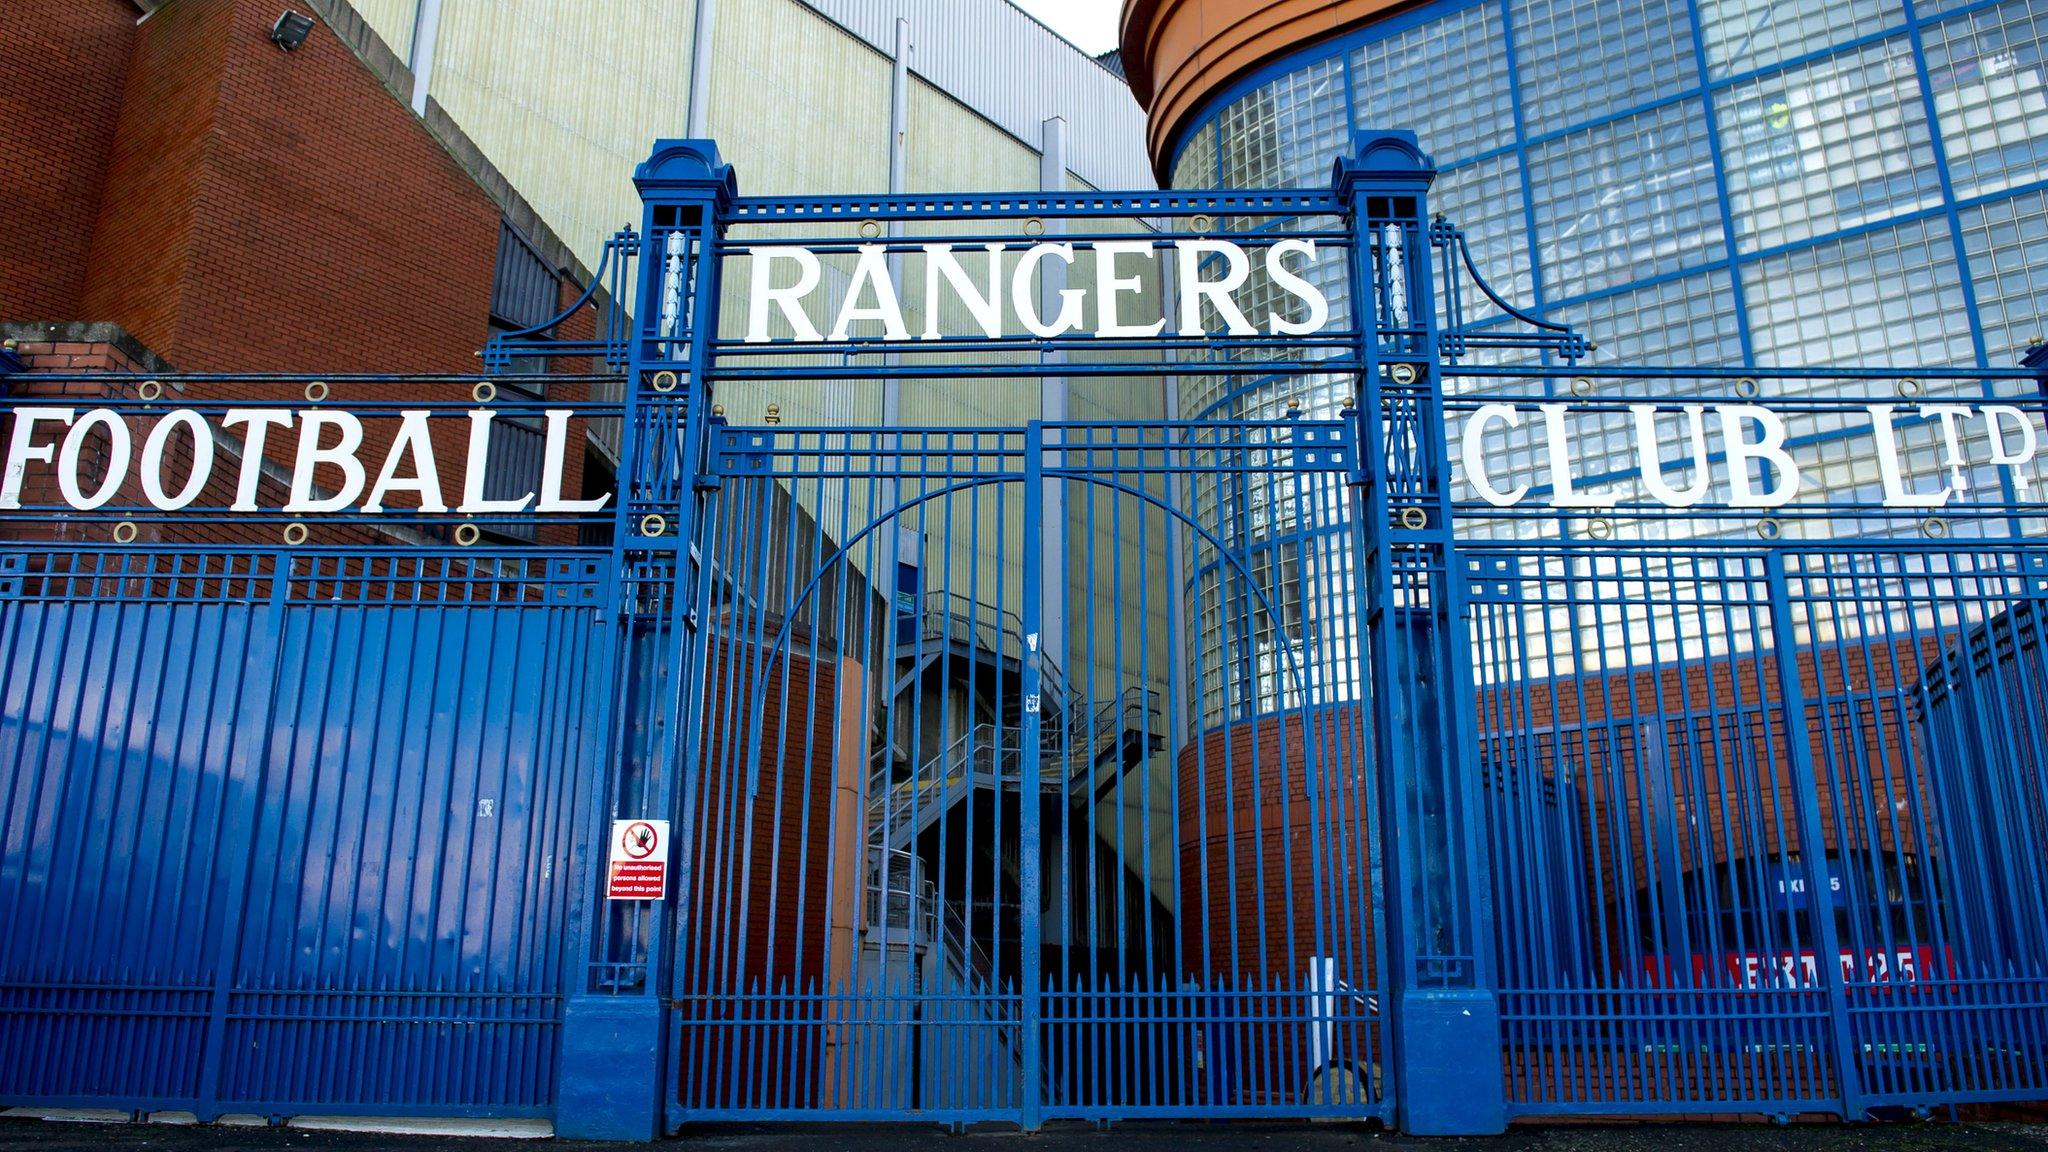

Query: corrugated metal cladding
[490,222,559,332]
[797,0,1154,191]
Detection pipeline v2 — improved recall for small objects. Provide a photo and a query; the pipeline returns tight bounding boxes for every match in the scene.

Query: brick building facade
[3,0,608,538]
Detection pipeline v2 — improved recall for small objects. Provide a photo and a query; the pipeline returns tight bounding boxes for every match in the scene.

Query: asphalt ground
[5,1115,2048,1152]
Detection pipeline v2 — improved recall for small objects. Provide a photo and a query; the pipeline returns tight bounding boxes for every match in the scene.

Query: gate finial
[634,138,738,209]
[1332,129,1435,199]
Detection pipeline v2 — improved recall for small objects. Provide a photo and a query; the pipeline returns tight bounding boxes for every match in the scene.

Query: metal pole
[685,0,717,138]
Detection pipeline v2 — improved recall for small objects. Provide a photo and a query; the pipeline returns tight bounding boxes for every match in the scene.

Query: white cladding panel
[798,0,1154,192]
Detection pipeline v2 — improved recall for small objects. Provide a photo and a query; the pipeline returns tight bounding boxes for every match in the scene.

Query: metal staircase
[860,592,1170,1106]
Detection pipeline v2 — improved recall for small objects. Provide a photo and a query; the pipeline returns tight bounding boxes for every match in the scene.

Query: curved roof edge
[1121,0,1407,183]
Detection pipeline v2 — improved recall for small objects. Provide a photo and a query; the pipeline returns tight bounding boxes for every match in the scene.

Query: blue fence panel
[0,553,268,1107]
[0,549,611,1119]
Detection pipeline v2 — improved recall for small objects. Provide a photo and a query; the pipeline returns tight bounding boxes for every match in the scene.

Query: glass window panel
[1529,99,1727,300]
[1351,2,1515,162]
[1716,36,1941,251]
[1924,0,2048,200]
[1510,0,1699,137]
[1172,118,1218,190]
[1742,216,1973,367]
[1553,268,1744,366]
[1435,154,1535,326]
[1697,0,1904,80]
[1216,56,1348,189]
[1960,187,2048,364]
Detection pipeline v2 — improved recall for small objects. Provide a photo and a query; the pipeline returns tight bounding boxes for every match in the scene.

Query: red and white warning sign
[606,818,669,900]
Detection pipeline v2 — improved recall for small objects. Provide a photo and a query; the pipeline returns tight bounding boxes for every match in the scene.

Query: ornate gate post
[558,139,735,1141]
[1337,131,1506,1135]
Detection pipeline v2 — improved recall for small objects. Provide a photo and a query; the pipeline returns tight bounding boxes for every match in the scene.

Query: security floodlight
[271,11,314,51]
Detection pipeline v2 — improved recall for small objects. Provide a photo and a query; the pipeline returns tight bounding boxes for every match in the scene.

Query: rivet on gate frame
[1755,517,1783,540]
[1585,517,1614,541]
[859,219,884,240]
[1389,362,1418,386]
[282,522,310,546]
[303,380,329,403]
[1190,214,1213,235]
[454,523,482,547]
[472,381,498,404]
[136,379,163,403]
[1398,506,1429,531]
[1569,375,1593,397]
[1735,376,1760,399]
[111,521,139,544]
[1897,377,1923,399]
[1022,217,1046,237]
[639,513,668,538]
[1922,516,1950,539]
[651,370,679,394]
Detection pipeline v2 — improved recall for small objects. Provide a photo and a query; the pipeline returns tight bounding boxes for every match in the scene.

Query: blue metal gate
[0,545,612,1118]
[666,417,1383,1123]
[3,130,2047,1136]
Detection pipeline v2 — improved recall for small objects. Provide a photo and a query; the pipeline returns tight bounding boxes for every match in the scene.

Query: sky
[1009,0,1121,56]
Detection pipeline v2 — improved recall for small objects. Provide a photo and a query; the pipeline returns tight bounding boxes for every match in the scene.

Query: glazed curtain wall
[1170,0,2048,380]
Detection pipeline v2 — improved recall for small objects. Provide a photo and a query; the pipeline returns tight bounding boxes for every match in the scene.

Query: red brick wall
[6,0,602,529]
[673,635,844,1109]
[1174,705,1375,984]
[0,0,138,323]
[79,0,500,374]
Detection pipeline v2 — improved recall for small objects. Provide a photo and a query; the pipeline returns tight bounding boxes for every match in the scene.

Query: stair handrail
[866,723,1024,853]
[914,590,1072,720]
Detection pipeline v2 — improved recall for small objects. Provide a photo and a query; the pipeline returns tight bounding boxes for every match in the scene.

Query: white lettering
[221,409,294,512]
[1984,405,2039,497]
[460,410,533,513]
[1718,405,1801,508]
[1867,404,1952,509]
[1092,241,1165,338]
[362,410,445,513]
[0,408,75,510]
[1013,243,1084,338]
[744,247,824,343]
[1630,404,1713,508]
[921,243,1005,340]
[285,410,366,513]
[1922,403,1974,494]
[1263,240,1329,337]
[1175,240,1256,336]
[1462,404,1529,507]
[139,409,215,511]
[829,244,910,341]
[58,409,132,511]
[1540,403,1612,509]
[538,410,610,513]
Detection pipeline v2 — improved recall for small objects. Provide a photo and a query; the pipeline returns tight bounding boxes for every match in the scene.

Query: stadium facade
[2,0,2047,1140]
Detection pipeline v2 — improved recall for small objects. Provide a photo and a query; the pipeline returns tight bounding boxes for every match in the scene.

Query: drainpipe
[881,17,909,431]
[406,0,442,116]
[1039,116,1069,674]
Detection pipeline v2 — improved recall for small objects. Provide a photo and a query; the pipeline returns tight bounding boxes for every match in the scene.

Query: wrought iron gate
[667,417,1382,1123]
[4,131,2048,1137]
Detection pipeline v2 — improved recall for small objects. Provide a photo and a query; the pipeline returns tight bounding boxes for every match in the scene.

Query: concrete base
[556,996,663,1141]
[1392,989,1506,1135]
